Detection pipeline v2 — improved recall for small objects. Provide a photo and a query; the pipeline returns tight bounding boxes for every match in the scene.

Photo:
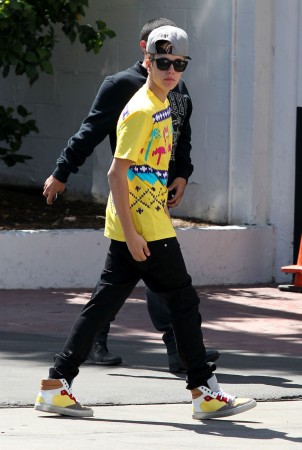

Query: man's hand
[167,177,187,208]
[43,175,65,205]
[126,232,151,262]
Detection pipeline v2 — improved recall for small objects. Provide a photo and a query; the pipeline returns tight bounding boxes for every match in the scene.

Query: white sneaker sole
[192,399,257,420]
[34,402,94,418]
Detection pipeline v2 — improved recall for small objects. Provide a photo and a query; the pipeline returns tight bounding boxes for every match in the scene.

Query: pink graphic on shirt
[152,146,166,165]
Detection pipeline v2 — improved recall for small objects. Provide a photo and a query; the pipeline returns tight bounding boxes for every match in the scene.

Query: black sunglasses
[151,57,188,72]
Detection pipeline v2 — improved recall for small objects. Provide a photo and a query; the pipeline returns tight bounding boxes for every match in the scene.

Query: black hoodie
[53,61,193,186]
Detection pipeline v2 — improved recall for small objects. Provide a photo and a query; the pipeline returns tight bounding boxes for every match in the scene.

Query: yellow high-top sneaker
[34,378,93,417]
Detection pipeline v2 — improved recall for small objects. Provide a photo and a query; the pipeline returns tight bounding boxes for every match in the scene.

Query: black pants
[51,238,213,389]
[93,288,177,354]
[146,287,183,355]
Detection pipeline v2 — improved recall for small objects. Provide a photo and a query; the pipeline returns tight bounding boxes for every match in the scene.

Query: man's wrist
[170,175,189,185]
[52,167,70,184]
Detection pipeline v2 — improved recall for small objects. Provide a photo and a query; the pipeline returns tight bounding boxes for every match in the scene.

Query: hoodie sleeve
[52,77,125,183]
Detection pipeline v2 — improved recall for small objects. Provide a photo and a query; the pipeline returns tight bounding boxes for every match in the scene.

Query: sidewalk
[0,284,302,448]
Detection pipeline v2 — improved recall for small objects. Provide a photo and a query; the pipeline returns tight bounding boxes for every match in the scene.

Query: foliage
[0,105,38,166]
[0,0,115,166]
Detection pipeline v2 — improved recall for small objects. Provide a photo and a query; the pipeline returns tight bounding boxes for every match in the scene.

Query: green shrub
[0,0,115,166]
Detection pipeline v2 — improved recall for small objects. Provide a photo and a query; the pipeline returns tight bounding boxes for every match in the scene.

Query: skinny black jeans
[93,288,176,351]
[50,238,213,389]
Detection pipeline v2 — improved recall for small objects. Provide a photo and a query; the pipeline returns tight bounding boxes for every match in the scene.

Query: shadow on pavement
[38,412,302,445]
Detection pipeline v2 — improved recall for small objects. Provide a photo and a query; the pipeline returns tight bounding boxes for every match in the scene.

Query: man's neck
[146,78,168,103]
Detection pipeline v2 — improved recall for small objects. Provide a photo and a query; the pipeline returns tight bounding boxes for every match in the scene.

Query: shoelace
[214,389,235,403]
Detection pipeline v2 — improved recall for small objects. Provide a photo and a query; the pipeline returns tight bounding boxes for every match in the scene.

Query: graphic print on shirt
[128,165,168,186]
[152,125,171,165]
[128,106,171,219]
[168,91,189,161]
[144,128,161,162]
[144,106,171,162]
[105,87,176,242]
[128,179,167,217]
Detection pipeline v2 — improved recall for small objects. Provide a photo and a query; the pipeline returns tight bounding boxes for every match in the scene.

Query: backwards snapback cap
[146,25,191,60]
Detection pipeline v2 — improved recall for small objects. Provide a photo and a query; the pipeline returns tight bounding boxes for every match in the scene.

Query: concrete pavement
[0,284,302,448]
[1,401,302,449]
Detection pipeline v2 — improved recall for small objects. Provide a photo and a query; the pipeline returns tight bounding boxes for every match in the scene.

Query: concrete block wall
[0,226,275,289]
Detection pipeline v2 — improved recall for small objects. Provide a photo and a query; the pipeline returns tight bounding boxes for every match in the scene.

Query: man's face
[149,54,187,95]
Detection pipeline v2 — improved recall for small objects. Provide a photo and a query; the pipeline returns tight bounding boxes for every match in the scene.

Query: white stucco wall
[270,0,299,278]
[297,1,302,107]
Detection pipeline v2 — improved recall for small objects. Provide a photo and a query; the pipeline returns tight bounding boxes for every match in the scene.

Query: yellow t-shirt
[105,85,177,242]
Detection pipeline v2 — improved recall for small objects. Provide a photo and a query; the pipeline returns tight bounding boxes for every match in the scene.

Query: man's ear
[145,57,152,70]
[140,40,147,52]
